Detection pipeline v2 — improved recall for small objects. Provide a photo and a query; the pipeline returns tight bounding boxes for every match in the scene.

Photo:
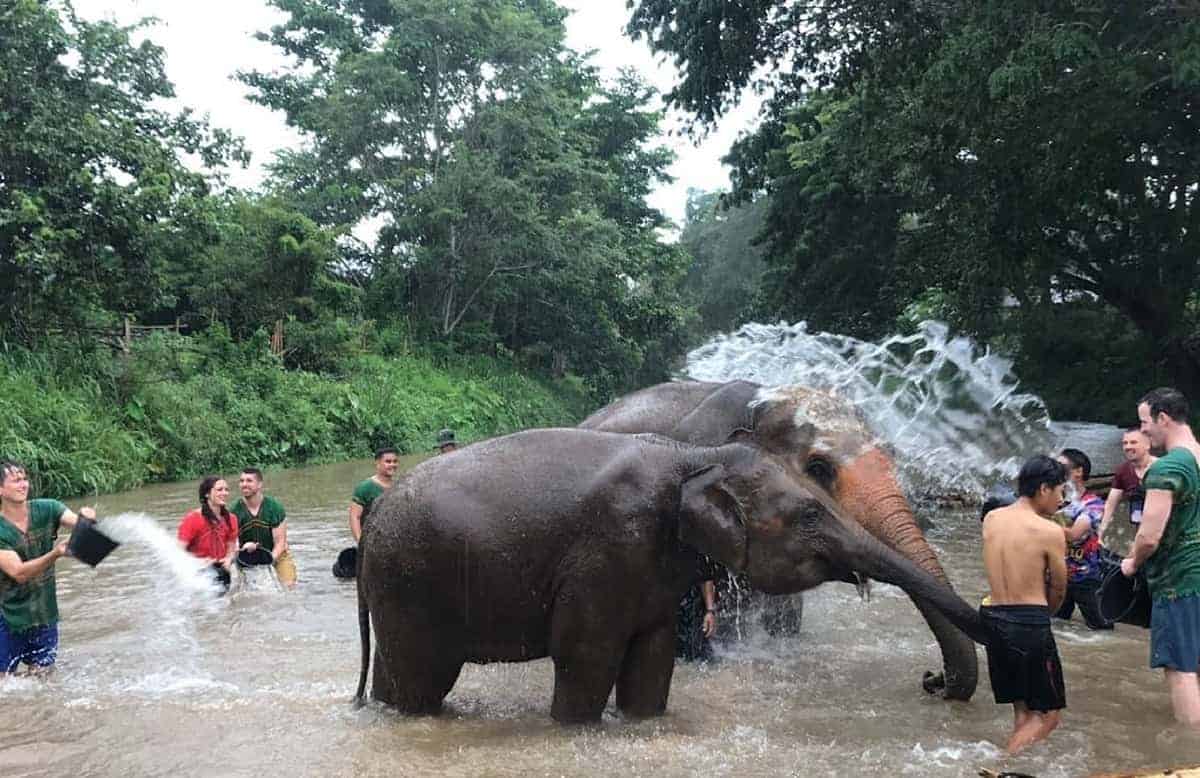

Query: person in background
[1099,427,1157,546]
[178,476,239,576]
[437,429,458,454]
[0,460,96,674]
[348,447,399,543]
[980,454,1069,754]
[1054,448,1112,629]
[1122,387,1200,728]
[231,467,296,587]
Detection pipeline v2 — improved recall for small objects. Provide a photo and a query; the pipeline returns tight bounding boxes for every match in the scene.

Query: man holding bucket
[0,460,94,674]
[231,467,297,588]
[1122,387,1200,728]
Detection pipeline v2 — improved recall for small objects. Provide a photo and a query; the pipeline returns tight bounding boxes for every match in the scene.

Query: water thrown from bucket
[683,320,1056,495]
[97,513,226,601]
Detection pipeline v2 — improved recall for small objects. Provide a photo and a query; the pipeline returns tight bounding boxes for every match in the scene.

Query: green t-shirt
[352,478,386,512]
[0,499,66,632]
[231,495,286,553]
[1143,447,1200,600]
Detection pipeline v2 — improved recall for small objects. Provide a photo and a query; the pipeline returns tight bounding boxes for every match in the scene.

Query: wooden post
[122,316,132,354]
[271,319,284,356]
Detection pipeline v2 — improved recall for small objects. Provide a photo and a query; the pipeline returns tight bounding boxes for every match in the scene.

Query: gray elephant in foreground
[355,428,990,723]
[580,380,979,700]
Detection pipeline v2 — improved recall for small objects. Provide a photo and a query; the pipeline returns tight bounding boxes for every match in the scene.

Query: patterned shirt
[231,496,286,553]
[1061,491,1105,583]
[0,499,66,632]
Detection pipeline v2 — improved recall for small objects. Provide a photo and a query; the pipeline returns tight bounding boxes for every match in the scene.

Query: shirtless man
[980,454,1070,754]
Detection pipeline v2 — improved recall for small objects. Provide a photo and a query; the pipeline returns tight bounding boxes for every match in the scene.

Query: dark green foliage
[678,189,768,335]
[634,0,1200,413]
[0,0,246,339]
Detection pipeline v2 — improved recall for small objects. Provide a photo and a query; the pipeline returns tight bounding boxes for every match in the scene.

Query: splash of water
[683,320,1055,495]
[97,513,225,599]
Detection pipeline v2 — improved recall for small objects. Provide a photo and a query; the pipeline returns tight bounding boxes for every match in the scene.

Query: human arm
[1044,531,1068,613]
[58,505,95,532]
[1122,487,1171,575]
[0,542,68,585]
[1098,487,1124,544]
[271,520,288,561]
[1065,514,1093,543]
[349,503,363,542]
[702,580,717,637]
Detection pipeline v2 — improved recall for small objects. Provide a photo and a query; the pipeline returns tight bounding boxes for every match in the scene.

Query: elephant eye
[805,456,836,488]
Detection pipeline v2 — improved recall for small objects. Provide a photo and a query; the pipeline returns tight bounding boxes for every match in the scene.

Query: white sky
[69,0,762,233]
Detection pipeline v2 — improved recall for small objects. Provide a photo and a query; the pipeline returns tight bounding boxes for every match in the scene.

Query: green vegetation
[635,1,1200,422]
[1,330,588,498]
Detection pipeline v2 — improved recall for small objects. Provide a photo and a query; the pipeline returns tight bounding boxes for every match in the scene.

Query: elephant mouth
[832,566,873,601]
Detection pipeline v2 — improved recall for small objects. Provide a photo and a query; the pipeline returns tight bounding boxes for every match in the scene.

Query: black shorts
[981,605,1066,712]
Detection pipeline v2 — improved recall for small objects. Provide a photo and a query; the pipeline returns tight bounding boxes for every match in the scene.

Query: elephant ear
[678,464,748,573]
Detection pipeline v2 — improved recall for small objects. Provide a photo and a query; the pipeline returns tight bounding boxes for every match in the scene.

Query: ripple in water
[683,320,1056,495]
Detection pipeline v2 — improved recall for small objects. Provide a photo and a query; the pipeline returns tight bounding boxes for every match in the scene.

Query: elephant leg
[615,623,675,718]
[548,595,628,723]
[371,607,465,713]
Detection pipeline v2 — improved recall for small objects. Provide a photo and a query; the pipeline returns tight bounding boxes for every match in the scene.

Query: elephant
[579,380,979,700]
[354,427,991,723]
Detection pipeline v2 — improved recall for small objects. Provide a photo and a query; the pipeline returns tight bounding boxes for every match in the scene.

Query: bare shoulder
[1037,517,1067,551]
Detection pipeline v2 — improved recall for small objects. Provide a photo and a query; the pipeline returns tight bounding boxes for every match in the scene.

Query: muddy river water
[3,454,1198,777]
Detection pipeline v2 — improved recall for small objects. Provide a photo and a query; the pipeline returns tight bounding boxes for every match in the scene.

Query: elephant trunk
[837,519,993,647]
[836,447,980,700]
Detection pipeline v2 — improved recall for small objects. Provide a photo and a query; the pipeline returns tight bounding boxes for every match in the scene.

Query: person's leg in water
[1166,670,1200,728]
[1054,588,1077,622]
[1007,702,1061,754]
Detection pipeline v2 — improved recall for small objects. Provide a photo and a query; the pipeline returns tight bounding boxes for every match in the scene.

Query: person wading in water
[980,455,1069,754]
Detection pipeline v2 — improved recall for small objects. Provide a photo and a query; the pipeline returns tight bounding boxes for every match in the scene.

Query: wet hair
[374,447,398,460]
[0,459,26,485]
[1124,426,1148,437]
[1059,448,1092,481]
[1017,455,1067,498]
[240,467,264,481]
[1140,387,1189,424]
[198,476,232,528]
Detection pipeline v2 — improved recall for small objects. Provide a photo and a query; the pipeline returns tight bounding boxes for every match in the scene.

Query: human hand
[241,542,258,552]
[78,506,96,521]
[702,610,716,638]
[55,540,70,558]
[1121,557,1137,577]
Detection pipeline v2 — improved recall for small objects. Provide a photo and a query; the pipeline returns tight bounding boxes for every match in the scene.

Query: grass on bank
[0,329,591,498]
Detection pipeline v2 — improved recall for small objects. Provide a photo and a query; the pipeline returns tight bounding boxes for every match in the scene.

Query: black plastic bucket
[1098,558,1153,628]
[332,546,357,579]
[211,562,232,592]
[67,517,120,567]
[237,547,273,568]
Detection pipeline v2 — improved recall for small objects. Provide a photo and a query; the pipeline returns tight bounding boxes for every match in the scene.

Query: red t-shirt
[177,509,238,561]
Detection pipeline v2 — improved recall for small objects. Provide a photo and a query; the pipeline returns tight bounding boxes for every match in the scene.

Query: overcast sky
[70,0,762,233]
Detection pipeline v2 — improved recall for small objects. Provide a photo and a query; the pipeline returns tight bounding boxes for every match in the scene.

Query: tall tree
[630,1,1200,396]
[0,0,245,340]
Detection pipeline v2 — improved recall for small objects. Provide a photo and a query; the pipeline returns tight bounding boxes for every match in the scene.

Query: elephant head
[677,452,990,648]
[741,385,978,698]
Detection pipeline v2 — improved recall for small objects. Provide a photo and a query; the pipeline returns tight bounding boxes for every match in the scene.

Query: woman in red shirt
[178,476,238,573]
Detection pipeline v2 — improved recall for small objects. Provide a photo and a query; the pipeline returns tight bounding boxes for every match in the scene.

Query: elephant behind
[580,380,980,700]
[355,428,990,723]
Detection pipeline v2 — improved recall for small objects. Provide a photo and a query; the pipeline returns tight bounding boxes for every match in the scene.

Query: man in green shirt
[0,459,94,674]
[1122,387,1200,728]
[231,467,296,587]
[348,447,398,543]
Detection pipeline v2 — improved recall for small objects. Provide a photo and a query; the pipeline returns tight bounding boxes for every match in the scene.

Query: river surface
[3,453,1197,778]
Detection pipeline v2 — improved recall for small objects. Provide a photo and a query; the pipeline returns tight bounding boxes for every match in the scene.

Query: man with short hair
[1099,427,1157,545]
[349,447,399,542]
[1054,448,1112,629]
[231,467,296,588]
[1122,387,1200,728]
[437,429,457,455]
[0,460,95,674]
[980,454,1069,754]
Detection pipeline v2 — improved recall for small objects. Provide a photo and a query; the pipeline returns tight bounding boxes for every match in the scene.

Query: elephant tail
[353,547,370,707]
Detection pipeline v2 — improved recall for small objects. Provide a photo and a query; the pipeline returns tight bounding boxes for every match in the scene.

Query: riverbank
[0,331,591,498]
